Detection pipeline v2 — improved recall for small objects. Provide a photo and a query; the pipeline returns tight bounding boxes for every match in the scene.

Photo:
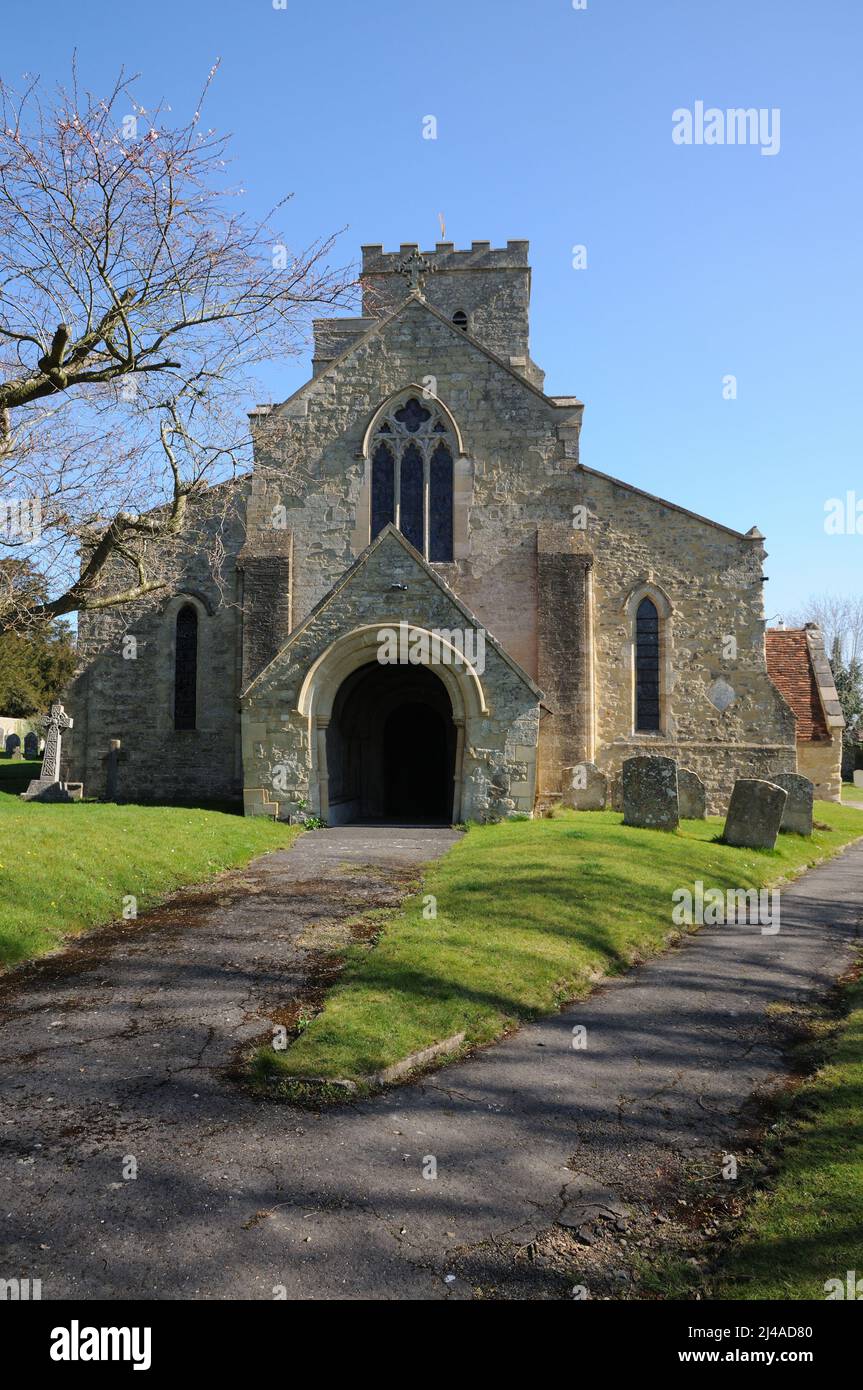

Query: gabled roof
[574,464,758,542]
[257,290,582,422]
[241,523,544,703]
[766,626,844,741]
[254,289,756,545]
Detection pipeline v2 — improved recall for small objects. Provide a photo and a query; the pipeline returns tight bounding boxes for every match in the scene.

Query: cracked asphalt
[1,826,861,1300]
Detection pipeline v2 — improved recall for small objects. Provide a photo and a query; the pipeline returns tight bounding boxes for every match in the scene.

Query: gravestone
[771,772,814,836]
[23,732,38,759]
[622,755,679,830]
[678,767,707,819]
[722,779,787,850]
[563,761,608,811]
[20,703,83,803]
[5,732,20,757]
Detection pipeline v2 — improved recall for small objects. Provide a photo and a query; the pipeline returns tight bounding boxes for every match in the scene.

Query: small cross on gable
[397,249,435,295]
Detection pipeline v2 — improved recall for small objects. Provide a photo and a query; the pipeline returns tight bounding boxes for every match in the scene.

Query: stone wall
[567,468,797,812]
[360,241,536,374]
[66,484,247,804]
[535,532,593,795]
[249,291,582,685]
[0,715,39,745]
[798,737,843,802]
[241,529,540,823]
[247,276,794,818]
[66,240,799,820]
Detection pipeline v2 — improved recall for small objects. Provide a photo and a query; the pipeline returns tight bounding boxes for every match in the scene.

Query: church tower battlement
[359,239,539,382]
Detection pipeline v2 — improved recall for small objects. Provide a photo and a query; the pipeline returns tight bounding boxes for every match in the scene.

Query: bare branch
[0,64,358,632]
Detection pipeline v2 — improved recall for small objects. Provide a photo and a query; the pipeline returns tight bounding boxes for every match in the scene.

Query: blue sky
[4,0,861,619]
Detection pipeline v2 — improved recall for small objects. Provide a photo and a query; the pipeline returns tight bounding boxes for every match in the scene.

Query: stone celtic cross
[397,249,434,294]
[40,702,73,784]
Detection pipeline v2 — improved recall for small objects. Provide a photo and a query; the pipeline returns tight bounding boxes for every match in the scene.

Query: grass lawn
[712,973,863,1300]
[842,781,863,804]
[255,802,863,1088]
[0,791,299,968]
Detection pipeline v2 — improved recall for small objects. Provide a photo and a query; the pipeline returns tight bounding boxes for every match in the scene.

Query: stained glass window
[368,396,455,561]
[635,597,661,731]
[174,604,198,731]
[371,442,395,540]
[394,397,431,433]
[399,442,424,551]
[429,443,454,562]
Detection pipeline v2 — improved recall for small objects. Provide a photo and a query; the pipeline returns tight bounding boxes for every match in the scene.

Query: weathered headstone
[5,732,20,757]
[23,732,38,760]
[678,767,707,819]
[622,755,679,830]
[563,761,608,811]
[722,779,787,850]
[20,703,83,803]
[771,772,814,836]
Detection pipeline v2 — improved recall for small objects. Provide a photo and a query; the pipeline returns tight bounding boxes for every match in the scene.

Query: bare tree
[0,62,356,632]
[787,594,863,665]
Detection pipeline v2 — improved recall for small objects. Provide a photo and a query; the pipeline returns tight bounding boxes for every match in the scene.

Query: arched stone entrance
[293,624,487,825]
[326,662,457,824]
[240,547,543,825]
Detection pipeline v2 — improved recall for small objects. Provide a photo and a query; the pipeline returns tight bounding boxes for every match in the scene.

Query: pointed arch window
[174,603,198,731]
[369,395,455,560]
[370,442,395,539]
[429,441,454,561]
[635,597,661,731]
[399,442,424,551]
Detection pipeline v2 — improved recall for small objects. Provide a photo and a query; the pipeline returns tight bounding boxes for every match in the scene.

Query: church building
[68,239,824,821]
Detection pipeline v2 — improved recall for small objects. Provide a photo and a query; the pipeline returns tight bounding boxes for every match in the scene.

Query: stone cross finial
[40,702,72,784]
[397,249,434,294]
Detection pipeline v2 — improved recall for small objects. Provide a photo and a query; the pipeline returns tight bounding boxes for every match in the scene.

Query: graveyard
[1,738,862,1303]
[253,798,863,1091]
[3,729,862,1035]
[0,7,860,1322]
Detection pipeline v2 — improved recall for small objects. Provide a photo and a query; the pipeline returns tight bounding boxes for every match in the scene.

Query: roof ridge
[575,463,752,541]
[260,292,581,419]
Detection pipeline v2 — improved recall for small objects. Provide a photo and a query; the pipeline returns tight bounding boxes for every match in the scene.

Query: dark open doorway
[383,700,449,820]
[325,662,456,825]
